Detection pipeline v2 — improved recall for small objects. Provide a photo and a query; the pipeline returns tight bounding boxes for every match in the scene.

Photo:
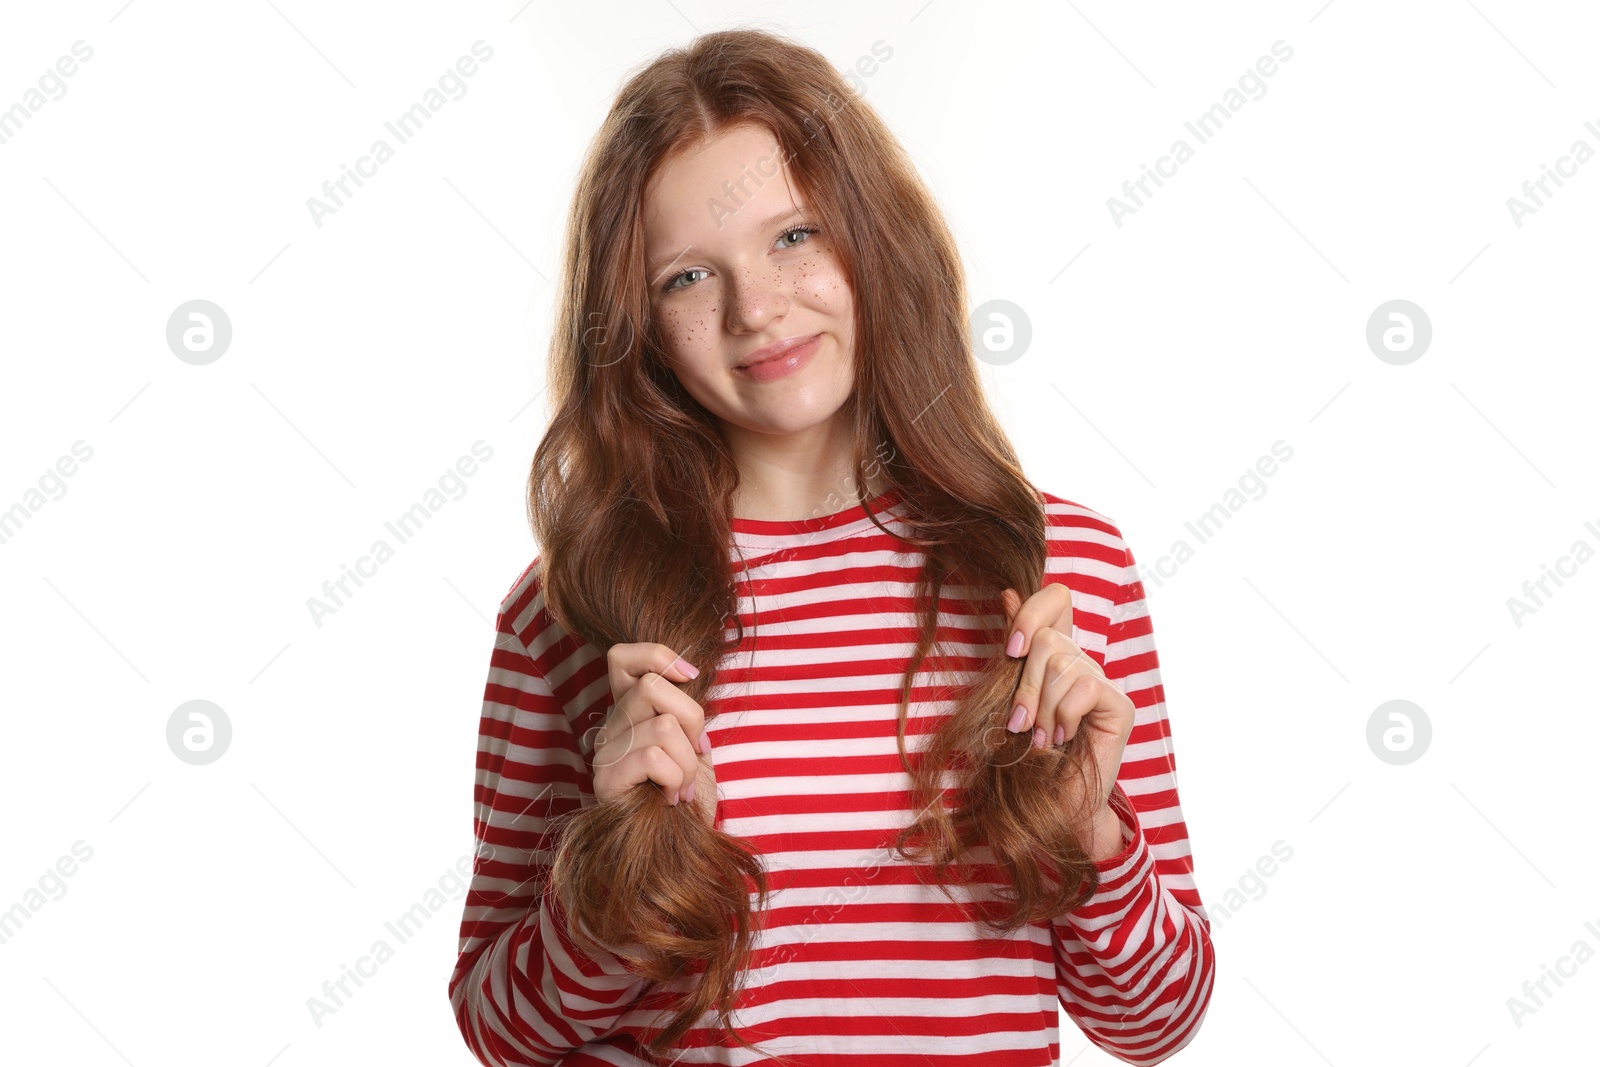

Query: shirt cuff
[1058,784,1156,928]
[1092,783,1143,874]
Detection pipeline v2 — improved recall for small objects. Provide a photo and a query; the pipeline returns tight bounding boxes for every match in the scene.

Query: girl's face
[642,124,855,439]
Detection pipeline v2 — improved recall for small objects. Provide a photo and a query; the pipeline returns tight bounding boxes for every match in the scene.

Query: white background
[1,1,1596,1064]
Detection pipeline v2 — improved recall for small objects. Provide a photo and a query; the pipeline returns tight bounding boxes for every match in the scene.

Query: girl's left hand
[999,584,1136,826]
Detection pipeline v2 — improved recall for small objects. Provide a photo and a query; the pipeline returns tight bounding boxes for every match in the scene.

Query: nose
[724,264,791,334]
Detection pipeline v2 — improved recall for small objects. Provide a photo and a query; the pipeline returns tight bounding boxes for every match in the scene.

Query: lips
[736,333,821,369]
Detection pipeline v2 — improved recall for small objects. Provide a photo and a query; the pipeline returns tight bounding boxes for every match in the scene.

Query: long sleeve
[1051,534,1216,1064]
[447,595,655,1066]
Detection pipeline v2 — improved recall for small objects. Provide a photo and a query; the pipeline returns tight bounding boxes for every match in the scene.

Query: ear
[1001,587,1021,622]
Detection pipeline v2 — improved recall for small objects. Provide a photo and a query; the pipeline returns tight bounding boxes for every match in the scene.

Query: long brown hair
[534,26,1105,1061]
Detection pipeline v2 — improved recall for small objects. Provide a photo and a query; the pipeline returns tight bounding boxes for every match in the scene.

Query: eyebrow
[644,206,807,282]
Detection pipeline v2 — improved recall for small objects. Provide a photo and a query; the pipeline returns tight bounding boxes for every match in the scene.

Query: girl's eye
[659,225,821,294]
[776,224,819,250]
[662,268,708,293]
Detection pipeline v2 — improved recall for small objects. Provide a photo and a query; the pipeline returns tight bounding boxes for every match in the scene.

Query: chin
[730,396,850,435]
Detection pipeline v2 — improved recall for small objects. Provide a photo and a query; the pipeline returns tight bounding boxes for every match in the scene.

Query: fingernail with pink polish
[672,657,699,679]
[1007,704,1027,732]
[1031,727,1046,750]
[1053,724,1066,745]
[697,730,712,755]
[1005,631,1024,658]
[684,780,696,804]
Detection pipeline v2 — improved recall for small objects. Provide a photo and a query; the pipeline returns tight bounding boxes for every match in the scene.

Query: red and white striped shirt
[449,487,1214,1065]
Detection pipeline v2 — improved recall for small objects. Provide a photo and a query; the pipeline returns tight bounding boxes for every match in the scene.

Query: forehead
[646,123,782,202]
[642,124,805,239]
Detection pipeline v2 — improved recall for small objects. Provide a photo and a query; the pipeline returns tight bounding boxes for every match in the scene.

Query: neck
[726,408,888,522]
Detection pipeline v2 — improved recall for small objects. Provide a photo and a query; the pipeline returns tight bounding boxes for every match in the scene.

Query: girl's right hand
[590,642,716,825]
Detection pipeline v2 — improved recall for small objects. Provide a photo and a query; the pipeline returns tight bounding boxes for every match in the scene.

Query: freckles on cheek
[657,304,692,345]
[796,255,848,307]
[655,301,718,363]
